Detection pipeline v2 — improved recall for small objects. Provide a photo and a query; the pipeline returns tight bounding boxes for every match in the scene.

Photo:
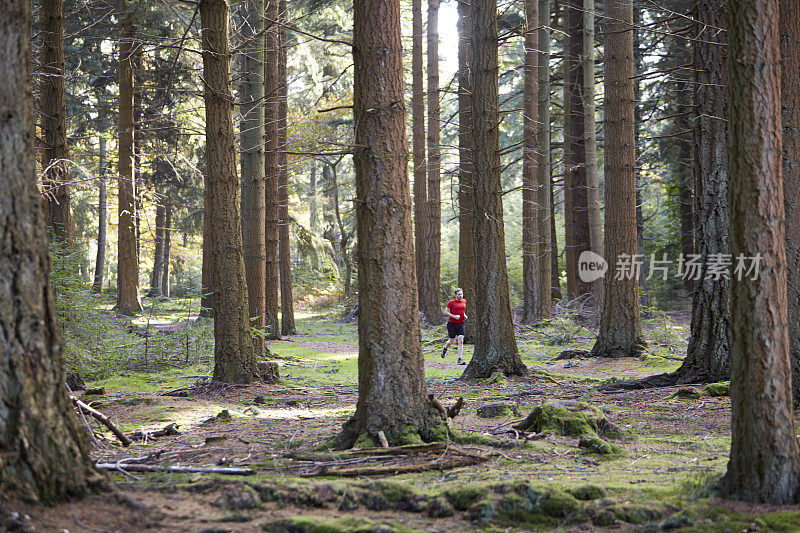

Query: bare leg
[457,335,464,361]
[442,337,455,357]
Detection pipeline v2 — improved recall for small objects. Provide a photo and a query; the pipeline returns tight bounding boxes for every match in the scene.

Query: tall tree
[589,0,644,358]
[457,0,476,343]
[116,0,143,315]
[161,200,172,297]
[264,0,281,339]
[724,0,800,503]
[0,0,99,501]
[278,0,296,336]
[412,0,428,321]
[565,0,591,298]
[420,0,442,323]
[584,0,603,311]
[537,0,553,315]
[239,0,267,352]
[338,0,443,448]
[782,0,800,402]
[521,0,542,324]
[678,0,730,382]
[462,0,527,379]
[40,0,73,240]
[562,3,576,299]
[92,137,107,293]
[148,201,166,297]
[200,0,257,383]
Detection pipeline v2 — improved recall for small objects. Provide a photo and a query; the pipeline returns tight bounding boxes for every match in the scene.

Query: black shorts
[447,321,465,339]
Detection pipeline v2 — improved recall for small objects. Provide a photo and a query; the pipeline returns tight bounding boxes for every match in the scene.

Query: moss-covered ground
[10,300,800,532]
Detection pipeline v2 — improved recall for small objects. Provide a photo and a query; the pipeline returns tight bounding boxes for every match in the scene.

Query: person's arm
[443,303,458,320]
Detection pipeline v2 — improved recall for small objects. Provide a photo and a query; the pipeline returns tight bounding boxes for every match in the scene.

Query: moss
[514,400,622,439]
[264,516,424,533]
[427,497,455,518]
[468,498,495,523]
[368,480,415,504]
[449,430,493,445]
[578,435,624,456]
[701,381,730,397]
[352,433,376,448]
[539,489,582,519]
[423,423,450,443]
[568,485,606,501]
[392,425,425,446]
[486,371,508,385]
[446,484,490,511]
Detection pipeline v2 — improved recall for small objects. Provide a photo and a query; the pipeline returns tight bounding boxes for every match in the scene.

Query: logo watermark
[577,252,763,283]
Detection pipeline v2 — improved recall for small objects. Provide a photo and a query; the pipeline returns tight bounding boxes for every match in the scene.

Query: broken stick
[71,396,132,447]
[95,463,255,475]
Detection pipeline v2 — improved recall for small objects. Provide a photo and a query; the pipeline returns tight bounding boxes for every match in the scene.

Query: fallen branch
[95,463,255,475]
[285,442,447,462]
[71,396,131,446]
[303,456,484,477]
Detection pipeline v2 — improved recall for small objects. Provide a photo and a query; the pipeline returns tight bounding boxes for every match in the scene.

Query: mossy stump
[514,400,623,455]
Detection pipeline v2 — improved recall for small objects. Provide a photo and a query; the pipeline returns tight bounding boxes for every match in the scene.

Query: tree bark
[680,0,730,382]
[278,0,296,336]
[521,0,541,324]
[537,0,553,316]
[40,0,73,241]
[462,0,527,379]
[420,0,442,323]
[264,0,281,339]
[161,201,171,297]
[550,175,562,298]
[0,0,100,502]
[633,6,650,310]
[339,0,443,448]
[781,0,800,403]
[566,0,591,298]
[724,0,800,503]
[309,160,318,232]
[584,0,603,311]
[589,0,644,358]
[148,202,166,297]
[92,137,107,293]
[562,2,576,300]
[676,67,694,295]
[457,0,476,343]
[116,0,142,315]
[412,0,429,322]
[200,0,257,383]
[239,0,267,352]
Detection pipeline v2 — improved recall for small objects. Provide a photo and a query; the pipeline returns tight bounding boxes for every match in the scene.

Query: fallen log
[285,442,447,462]
[303,456,485,478]
[71,396,131,447]
[95,463,255,475]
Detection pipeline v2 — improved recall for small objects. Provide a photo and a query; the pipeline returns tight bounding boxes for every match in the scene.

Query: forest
[2,0,800,530]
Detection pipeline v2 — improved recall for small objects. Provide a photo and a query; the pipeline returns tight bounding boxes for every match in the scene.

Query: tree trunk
[462,0,527,379]
[562,2,576,299]
[40,0,73,241]
[589,0,644,358]
[583,0,603,311]
[309,160,318,232]
[566,0,591,298]
[0,0,100,501]
[200,192,214,316]
[633,6,650,310]
[239,0,267,353]
[781,0,800,403]
[724,0,800,503]
[521,0,541,324]
[278,0,296,336]
[537,0,553,316]
[148,202,166,297]
[412,0,428,321]
[161,201,171,297]
[92,137,107,293]
[200,0,257,383]
[339,0,443,448]
[678,0,730,382]
[550,175,562,298]
[116,0,142,315]
[457,0,476,343]
[264,0,281,339]
[420,0,442,323]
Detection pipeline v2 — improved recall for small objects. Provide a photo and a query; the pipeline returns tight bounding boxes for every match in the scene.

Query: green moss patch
[701,381,730,397]
[264,516,424,533]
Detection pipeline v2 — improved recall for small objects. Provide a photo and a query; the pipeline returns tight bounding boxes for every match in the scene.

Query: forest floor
[5,301,800,532]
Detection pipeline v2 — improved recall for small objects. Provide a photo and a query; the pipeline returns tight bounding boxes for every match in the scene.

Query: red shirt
[446,299,467,323]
